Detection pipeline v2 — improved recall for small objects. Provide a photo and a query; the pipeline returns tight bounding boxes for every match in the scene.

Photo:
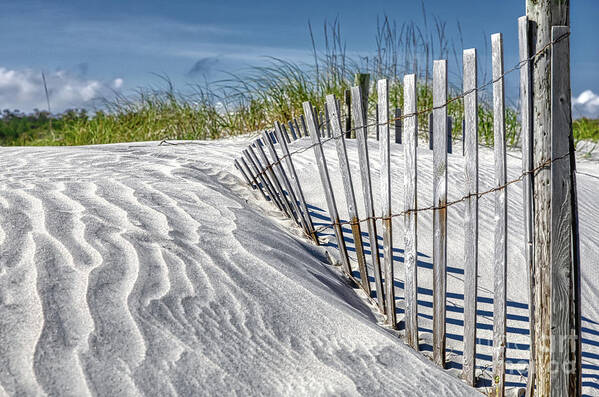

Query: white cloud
[573,90,599,119]
[0,67,124,113]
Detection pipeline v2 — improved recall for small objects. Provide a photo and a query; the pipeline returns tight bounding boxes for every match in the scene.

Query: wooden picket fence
[233,17,580,397]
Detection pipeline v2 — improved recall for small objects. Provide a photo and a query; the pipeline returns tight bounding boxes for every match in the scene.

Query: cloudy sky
[0,0,597,117]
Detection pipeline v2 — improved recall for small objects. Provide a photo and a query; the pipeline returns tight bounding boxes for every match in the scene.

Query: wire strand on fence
[241,31,570,190]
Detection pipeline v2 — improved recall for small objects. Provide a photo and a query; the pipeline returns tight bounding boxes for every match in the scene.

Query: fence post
[354,73,370,138]
[303,101,352,273]
[377,79,397,328]
[526,1,570,393]
[491,32,508,397]
[550,25,581,397]
[352,85,387,317]
[326,94,370,294]
[403,74,419,350]
[433,59,449,367]
[518,16,536,396]
[462,49,479,386]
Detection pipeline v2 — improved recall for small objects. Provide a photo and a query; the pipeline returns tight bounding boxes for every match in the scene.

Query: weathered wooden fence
[233,16,580,397]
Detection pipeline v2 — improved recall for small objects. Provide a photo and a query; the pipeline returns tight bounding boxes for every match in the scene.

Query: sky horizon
[0,0,597,117]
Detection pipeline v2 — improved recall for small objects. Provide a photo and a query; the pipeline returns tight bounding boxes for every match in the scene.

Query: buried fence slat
[462,49,479,386]
[303,101,351,273]
[240,157,261,193]
[550,25,579,397]
[234,159,252,186]
[325,94,370,290]
[259,131,305,230]
[254,138,297,223]
[246,146,285,213]
[394,108,402,144]
[378,79,395,321]
[518,16,535,396]
[491,32,507,397]
[433,59,449,367]
[352,85,387,316]
[243,148,275,205]
[403,74,419,350]
[272,122,320,245]
[288,120,298,140]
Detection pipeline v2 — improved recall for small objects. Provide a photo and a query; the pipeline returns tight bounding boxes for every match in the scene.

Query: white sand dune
[0,140,482,396]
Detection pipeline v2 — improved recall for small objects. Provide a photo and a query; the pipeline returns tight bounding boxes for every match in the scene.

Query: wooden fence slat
[448,117,453,154]
[243,148,276,206]
[377,79,397,325]
[433,59,449,367]
[325,106,332,138]
[491,32,508,397]
[246,145,285,213]
[403,74,419,350]
[518,17,536,396]
[272,121,320,245]
[240,157,261,193]
[462,49,479,386]
[395,108,402,144]
[234,158,253,186]
[375,103,380,140]
[428,113,433,150]
[303,101,352,273]
[351,85,387,316]
[282,124,293,144]
[255,138,298,223]
[326,94,370,291]
[550,25,576,397]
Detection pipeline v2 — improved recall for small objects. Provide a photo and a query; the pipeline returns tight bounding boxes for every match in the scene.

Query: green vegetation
[0,16,597,147]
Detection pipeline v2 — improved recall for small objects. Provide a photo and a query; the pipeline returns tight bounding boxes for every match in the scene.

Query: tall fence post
[303,101,352,274]
[352,85,387,316]
[491,32,508,397]
[550,25,581,397]
[403,74,419,350]
[462,49,479,386]
[433,59,449,367]
[326,94,370,294]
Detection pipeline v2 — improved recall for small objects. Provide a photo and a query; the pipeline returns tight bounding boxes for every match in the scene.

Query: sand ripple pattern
[0,143,477,396]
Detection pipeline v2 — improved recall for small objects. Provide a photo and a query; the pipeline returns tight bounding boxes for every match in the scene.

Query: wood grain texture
[270,124,319,244]
[326,94,370,291]
[526,3,569,394]
[377,79,396,327]
[402,74,419,350]
[351,85,387,316]
[518,16,536,397]
[550,25,576,397]
[491,33,507,397]
[433,60,448,367]
[303,101,351,272]
[462,49,478,386]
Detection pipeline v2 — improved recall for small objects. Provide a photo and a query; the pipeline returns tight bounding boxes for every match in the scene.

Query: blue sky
[0,0,597,116]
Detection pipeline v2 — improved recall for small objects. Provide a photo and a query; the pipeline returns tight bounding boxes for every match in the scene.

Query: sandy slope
[0,140,480,396]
